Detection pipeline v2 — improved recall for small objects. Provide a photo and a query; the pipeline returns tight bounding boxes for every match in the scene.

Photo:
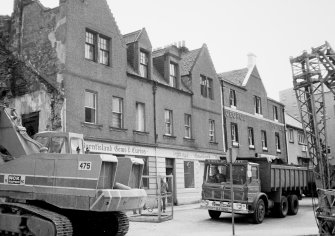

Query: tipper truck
[201,158,308,223]
[0,104,147,235]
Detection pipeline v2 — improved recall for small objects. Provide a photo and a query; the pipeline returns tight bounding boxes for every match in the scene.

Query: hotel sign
[225,110,245,121]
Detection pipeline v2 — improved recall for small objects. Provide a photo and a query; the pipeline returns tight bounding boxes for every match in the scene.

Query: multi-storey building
[280,88,334,158]
[219,54,287,162]
[285,113,309,166]
[0,0,224,204]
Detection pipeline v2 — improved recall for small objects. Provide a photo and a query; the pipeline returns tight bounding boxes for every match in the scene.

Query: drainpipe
[220,80,228,154]
[152,81,157,144]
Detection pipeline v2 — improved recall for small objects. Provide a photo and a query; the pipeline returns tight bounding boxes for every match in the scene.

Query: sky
[1,0,335,100]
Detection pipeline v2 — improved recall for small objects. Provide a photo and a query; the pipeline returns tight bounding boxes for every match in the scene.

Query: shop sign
[84,141,155,156]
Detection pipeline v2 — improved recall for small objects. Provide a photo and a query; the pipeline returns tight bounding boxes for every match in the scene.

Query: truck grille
[203,188,246,201]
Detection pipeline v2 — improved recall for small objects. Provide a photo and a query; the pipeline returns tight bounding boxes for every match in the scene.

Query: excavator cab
[34,132,84,154]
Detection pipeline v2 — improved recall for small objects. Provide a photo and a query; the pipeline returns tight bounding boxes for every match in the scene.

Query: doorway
[165,158,176,205]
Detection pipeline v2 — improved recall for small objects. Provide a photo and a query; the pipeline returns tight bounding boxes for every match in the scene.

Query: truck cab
[201,159,267,223]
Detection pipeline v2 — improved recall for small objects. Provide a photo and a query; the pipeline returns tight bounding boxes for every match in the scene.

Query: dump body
[241,157,308,193]
[201,158,308,223]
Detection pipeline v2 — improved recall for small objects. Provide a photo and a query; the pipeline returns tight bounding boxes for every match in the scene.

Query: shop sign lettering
[225,110,245,121]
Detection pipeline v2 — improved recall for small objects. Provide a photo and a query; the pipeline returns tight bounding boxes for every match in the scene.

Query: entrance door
[165,158,176,205]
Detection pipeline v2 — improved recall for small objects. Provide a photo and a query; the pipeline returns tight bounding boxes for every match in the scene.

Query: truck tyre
[276,196,288,218]
[252,199,265,224]
[208,210,221,219]
[287,195,299,215]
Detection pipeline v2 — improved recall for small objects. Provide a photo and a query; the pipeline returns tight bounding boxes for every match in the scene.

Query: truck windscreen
[206,164,246,185]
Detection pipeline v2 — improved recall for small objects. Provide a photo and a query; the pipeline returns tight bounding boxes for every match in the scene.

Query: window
[298,132,306,144]
[209,119,215,142]
[184,114,192,138]
[112,97,123,128]
[248,127,254,148]
[169,63,177,88]
[275,132,281,152]
[137,156,149,188]
[85,91,96,123]
[140,51,149,78]
[85,30,110,65]
[200,75,214,99]
[261,130,267,150]
[289,129,294,143]
[254,96,262,115]
[164,109,173,135]
[231,123,239,146]
[273,106,279,121]
[184,161,195,188]
[98,36,109,65]
[85,31,96,61]
[229,89,237,107]
[136,102,145,131]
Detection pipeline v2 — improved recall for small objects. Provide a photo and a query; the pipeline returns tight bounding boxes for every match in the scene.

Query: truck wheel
[208,210,221,219]
[252,199,265,224]
[287,195,299,215]
[276,196,288,218]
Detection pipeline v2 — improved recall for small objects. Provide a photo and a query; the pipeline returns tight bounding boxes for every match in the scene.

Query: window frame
[139,50,149,78]
[184,161,195,188]
[273,105,279,121]
[164,109,173,135]
[254,96,262,115]
[288,128,294,143]
[112,97,123,128]
[209,119,215,142]
[85,29,110,66]
[84,90,97,124]
[248,127,255,148]
[200,75,214,100]
[298,131,306,145]
[169,62,177,88]
[136,102,145,132]
[229,89,237,107]
[231,123,239,147]
[184,114,192,138]
[261,130,268,150]
[275,132,281,153]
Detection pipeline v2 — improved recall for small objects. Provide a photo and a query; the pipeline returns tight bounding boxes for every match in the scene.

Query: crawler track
[0,202,73,235]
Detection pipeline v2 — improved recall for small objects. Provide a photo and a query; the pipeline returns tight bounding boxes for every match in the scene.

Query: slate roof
[218,68,249,86]
[180,48,201,76]
[123,29,142,44]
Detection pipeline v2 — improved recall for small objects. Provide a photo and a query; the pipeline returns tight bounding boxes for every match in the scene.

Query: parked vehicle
[0,105,146,235]
[201,157,308,223]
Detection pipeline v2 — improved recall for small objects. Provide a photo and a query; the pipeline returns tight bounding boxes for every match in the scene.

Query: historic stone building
[219,54,287,162]
[0,0,224,204]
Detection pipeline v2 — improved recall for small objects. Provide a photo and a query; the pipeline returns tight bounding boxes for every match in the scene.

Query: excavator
[0,104,147,235]
[290,41,335,235]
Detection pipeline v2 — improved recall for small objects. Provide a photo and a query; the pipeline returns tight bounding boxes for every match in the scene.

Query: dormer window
[169,63,177,88]
[140,51,149,78]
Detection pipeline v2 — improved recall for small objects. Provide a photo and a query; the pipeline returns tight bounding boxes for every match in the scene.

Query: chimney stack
[247,53,256,69]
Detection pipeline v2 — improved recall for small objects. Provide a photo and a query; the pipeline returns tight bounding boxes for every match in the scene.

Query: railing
[129,175,173,223]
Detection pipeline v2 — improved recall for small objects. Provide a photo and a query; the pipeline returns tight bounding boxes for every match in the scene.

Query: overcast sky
[1,0,335,100]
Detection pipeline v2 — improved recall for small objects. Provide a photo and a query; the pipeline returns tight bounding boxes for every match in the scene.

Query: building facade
[0,0,224,204]
[285,113,310,166]
[219,55,287,162]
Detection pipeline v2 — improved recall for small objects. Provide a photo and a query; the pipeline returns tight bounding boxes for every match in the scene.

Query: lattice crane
[290,41,335,235]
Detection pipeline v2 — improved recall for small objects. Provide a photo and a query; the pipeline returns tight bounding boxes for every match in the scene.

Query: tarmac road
[127,197,319,236]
